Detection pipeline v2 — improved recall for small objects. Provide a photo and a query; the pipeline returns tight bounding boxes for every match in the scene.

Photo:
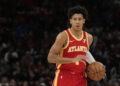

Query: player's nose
[76,19,80,23]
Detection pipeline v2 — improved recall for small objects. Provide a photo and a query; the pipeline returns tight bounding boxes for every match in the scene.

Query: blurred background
[0,0,120,86]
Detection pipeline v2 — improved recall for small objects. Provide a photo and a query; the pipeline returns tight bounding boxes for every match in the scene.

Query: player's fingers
[77,55,85,59]
[102,73,106,79]
[103,65,106,72]
[85,72,87,78]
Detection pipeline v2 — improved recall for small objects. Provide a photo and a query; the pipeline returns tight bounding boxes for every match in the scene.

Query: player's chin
[75,27,81,30]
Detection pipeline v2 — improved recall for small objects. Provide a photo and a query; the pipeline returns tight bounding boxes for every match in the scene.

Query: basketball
[87,62,106,81]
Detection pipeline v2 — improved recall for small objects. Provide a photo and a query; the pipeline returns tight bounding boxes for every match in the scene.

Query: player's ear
[83,19,86,24]
[70,19,72,25]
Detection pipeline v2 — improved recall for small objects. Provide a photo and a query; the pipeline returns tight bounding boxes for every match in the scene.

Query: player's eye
[79,18,83,21]
[73,18,77,20]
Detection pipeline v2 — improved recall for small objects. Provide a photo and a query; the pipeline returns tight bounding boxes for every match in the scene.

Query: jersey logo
[70,40,75,43]
[68,46,87,53]
[83,39,86,43]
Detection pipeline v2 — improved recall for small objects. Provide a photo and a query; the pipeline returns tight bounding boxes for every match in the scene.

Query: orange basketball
[87,62,106,81]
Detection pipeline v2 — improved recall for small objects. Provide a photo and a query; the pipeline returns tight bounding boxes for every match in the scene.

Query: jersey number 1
[75,61,79,65]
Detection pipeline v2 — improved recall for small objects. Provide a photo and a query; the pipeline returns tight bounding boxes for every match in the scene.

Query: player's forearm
[48,54,74,64]
[86,51,96,64]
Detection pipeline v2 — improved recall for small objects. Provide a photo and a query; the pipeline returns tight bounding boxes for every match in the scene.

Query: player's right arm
[47,31,85,64]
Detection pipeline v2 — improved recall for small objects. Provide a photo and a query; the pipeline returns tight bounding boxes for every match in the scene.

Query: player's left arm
[85,33,96,64]
[87,32,93,48]
[86,33,106,78]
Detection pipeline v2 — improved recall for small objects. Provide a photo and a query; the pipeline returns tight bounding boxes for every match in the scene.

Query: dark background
[0,0,120,86]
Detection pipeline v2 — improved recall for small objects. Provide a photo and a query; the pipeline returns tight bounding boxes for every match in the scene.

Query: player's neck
[70,28,82,39]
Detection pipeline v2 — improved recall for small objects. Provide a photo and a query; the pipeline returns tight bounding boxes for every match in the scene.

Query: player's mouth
[76,25,80,28]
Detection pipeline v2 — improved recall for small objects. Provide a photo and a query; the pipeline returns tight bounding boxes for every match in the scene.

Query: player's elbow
[47,54,53,63]
[47,56,51,63]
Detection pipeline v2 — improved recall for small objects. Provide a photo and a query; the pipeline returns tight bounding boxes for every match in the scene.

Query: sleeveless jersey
[56,29,89,73]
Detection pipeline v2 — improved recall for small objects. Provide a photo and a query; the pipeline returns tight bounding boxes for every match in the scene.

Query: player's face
[70,14,85,30]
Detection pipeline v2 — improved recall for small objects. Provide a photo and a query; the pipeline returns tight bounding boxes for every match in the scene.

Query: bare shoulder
[52,30,67,49]
[49,30,67,54]
[87,32,93,40]
[56,30,67,42]
[86,32,93,47]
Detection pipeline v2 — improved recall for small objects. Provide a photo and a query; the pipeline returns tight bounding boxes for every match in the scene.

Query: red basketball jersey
[56,29,89,73]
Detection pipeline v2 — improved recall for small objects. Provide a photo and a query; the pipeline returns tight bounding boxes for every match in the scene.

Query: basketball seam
[94,62,99,80]
[87,65,95,73]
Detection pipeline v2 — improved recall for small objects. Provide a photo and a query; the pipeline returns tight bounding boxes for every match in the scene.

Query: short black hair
[67,5,88,20]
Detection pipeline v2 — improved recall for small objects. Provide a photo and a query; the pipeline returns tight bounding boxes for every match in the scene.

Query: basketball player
[48,5,96,86]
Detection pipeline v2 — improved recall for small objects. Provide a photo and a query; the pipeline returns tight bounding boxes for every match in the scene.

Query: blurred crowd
[0,0,120,86]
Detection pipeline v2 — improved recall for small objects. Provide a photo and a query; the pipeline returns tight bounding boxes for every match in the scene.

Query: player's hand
[102,66,106,79]
[73,55,87,62]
